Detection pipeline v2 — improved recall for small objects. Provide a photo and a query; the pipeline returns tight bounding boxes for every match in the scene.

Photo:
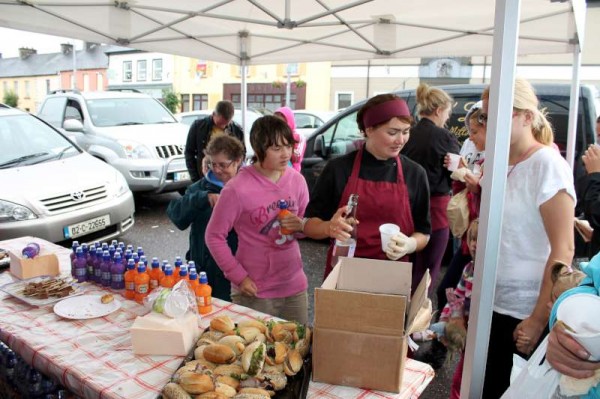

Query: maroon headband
[362,98,411,129]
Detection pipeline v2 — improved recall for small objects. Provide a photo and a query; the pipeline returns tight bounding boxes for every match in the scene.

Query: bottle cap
[278,199,288,209]
[175,256,182,267]
[103,250,110,259]
[127,259,135,269]
[137,264,146,273]
[199,272,208,284]
[164,265,173,276]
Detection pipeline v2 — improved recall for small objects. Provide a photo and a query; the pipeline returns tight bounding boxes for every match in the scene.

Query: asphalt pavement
[120,192,453,398]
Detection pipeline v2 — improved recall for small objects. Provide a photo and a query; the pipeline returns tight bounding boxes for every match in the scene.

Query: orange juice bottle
[188,268,200,291]
[134,264,150,304]
[178,265,189,283]
[149,257,163,291]
[160,265,176,288]
[123,259,137,300]
[173,256,182,281]
[196,272,212,315]
[277,199,293,235]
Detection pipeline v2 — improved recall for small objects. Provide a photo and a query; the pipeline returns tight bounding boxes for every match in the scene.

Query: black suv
[301,83,600,189]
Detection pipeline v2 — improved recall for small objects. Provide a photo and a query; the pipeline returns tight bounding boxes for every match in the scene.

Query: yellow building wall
[0,75,59,113]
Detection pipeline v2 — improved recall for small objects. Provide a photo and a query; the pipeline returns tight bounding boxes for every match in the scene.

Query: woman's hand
[463,171,481,193]
[279,213,304,233]
[239,276,258,297]
[328,206,357,240]
[513,317,545,355]
[547,322,600,378]
[582,144,600,174]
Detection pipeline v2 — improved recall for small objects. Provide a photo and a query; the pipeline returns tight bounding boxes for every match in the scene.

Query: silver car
[0,104,135,244]
[38,90,191,194]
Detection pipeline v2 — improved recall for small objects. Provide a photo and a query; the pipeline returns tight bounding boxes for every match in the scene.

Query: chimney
[61,43,73,55]
[18,47,37,59]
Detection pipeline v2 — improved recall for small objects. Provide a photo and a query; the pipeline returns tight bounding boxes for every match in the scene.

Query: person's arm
[515,190,575,354]
[166,183,209,230]
[184,122,200,183]
[547,322,600,378]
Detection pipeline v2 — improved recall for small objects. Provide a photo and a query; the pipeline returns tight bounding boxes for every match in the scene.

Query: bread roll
[241,341,266,376]
[203,344,237,364]
[178,371,214,394]
[210,315,235,333]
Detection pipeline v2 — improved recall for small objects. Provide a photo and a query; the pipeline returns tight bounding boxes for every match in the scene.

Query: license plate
[174,171,190,182]
[63,215,111,239]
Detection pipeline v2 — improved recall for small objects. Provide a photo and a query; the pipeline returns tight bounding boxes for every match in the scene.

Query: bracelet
[301,217,309,233]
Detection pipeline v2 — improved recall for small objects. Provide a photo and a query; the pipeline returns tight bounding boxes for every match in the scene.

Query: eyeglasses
[208,159,235,170]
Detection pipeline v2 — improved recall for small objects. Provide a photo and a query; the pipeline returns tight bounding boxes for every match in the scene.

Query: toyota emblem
[71,191,85,201]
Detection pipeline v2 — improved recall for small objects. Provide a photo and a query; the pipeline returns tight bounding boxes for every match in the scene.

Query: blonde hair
[481,79,554,146]
[416,83,453,116]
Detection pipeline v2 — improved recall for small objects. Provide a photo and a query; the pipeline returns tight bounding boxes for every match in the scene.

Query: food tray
[161,328,312,399]
[0,275,84,307]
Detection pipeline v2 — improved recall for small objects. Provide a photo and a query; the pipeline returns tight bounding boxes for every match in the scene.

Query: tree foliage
[162,89,180,113]
[3,90,18,107]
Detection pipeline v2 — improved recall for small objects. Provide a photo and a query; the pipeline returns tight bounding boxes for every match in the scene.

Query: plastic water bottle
[21,242,41,259]
[149,258,162,290]
[277,199,294,235]
[124,249,133,266]
[188,260,196,271]
[118,241,125,251]
[101,250,112,287]
[70,241,80,263]
[174,256,183,278]
[178,265,189,282]
[86,245,96,279]
[110,252,125,289]
[134,264,150,304]
[196,272,213,315]
[332,193,359,266]
[111,239,118,248]
[161,260,168,273]
[93,247,103,283]
[73,247,87,282]
[124,259,136,300]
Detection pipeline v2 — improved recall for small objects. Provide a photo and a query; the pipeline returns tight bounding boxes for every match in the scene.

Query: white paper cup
[556,293,600,361]
[447,153,461,172]
[379,223,400,252]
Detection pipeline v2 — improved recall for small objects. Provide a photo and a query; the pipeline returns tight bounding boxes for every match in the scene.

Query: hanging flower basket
[294,79,306,88]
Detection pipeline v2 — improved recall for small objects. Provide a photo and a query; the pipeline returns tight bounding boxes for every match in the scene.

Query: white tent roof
[0,0,581,65]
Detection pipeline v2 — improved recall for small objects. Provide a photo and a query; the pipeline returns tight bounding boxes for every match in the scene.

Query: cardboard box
[312,257,431,393]
[0,236,71,279]
[130,312,201,356]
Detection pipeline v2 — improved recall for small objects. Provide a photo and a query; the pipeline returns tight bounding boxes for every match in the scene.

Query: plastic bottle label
[125,282,135,290]
[136,284,149,294]
[102,271,111,280]
[111,274,123,282]
[197,295,212,306]
[95,269,102,277]
[150,279,158,289]
[87,265,94,274]
[75,268,87,277]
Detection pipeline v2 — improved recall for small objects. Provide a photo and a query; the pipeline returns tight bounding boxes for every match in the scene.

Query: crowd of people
[167,81,600,398]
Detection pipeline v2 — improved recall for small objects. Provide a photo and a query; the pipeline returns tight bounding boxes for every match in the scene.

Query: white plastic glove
[385,232,417,260]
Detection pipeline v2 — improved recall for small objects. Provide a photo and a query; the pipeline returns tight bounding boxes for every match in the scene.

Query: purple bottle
[111,253,125,289]
[94,247,103,283]
[70,241,80,276]
[111,239,118,248]
[137,246,144,259]
[108,245,116,260]
[73,247,87,282]
[100,250,112,287]
[21,242,40,259]
[124,249,133,266]
[87,245,96,279]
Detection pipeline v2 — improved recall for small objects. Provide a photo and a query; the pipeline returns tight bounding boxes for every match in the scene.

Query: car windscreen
[0,114,79,167]
[86,98,177,127]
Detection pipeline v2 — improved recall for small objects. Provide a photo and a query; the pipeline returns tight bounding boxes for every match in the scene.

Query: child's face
[261,136,293,172]
[468,226,478,259]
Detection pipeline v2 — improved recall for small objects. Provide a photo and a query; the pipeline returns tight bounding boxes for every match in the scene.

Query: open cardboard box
[312,257,432,393]
[3,236,68,280]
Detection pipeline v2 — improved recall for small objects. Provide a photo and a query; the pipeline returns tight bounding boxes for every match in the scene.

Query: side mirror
[63,119,84,132]
[314,135,328,158]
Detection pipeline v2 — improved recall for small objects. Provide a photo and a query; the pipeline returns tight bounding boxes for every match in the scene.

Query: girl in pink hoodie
[205,115,310,323]
[274,106,306,172]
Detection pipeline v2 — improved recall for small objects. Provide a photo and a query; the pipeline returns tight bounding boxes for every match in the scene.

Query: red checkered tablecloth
[0,272,434,399]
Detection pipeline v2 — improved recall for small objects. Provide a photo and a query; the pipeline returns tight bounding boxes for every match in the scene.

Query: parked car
[301,83,600,189]
[175,108,262,160]
[0,104,135,245]
[293,110,337,139]
[37,90,191,194]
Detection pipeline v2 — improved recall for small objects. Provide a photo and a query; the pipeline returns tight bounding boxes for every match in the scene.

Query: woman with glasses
[206,116,310,324]
[303,94,431,279]
[481,78,576,398]
[167,135,245,301]
[401,83,461,294]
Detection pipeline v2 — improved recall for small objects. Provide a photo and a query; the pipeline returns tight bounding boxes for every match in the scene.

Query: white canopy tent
[0,1,588,397]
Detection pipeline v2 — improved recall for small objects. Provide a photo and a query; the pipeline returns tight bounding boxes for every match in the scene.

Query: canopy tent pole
[461,0,521,397]
[239,31,249,142]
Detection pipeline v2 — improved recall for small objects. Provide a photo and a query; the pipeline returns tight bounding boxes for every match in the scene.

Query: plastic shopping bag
[501,336,561,399]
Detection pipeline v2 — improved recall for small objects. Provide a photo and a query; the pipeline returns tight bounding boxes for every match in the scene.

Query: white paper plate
[54,294,121,320]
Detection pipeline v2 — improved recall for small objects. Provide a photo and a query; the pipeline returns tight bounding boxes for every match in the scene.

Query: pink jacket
[205,165,309,298]
[275,106,306,172]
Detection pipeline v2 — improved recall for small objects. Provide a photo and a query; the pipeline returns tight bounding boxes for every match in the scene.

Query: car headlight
[0,200,38,222]
[115,170,130,196]
[117,140,153,159]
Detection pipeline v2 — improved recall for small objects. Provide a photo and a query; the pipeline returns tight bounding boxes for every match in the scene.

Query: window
[152,59,163,81]
[322,110,363,156]
[137,60,147,81]
[231,93,295,111]
[3,82,7,94]
[123,61,132,82]
[286,63,299,76]
[24,81,30,98]
[181,94,190,112]
[97,73,104,90]
[46,79,51,94]
[336,92,353,110]
[193,94,208,110]
[13,81,19,95]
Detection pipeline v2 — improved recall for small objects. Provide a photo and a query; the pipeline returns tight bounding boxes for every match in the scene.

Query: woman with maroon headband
[303,94,431,279]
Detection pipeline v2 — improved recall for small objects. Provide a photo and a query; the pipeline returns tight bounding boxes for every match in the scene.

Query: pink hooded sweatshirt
[275,106,306,172]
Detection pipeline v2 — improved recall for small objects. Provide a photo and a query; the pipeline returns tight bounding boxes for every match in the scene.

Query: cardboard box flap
[406,269,433,335]
[315,288,407,335]
[336,257,412,296]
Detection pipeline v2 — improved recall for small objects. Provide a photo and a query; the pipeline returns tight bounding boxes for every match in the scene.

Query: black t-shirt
[401,117,460,196]
[305,148,432,235]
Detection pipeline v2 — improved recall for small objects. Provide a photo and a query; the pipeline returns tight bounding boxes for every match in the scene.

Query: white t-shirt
[493,146,576,320]
[459,139,485,172]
